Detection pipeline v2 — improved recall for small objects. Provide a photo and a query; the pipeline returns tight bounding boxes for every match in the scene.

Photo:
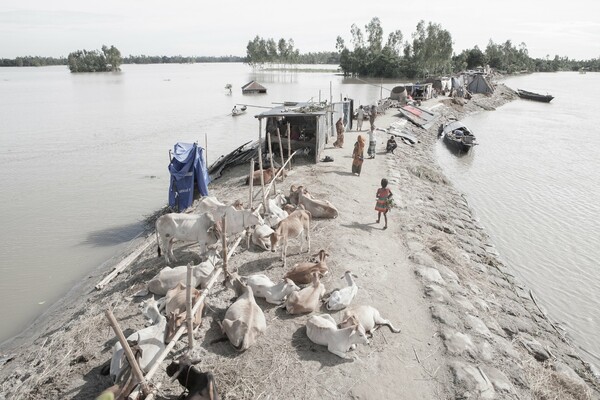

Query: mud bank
[1,85,599,400]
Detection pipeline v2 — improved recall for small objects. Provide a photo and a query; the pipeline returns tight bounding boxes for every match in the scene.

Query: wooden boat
[440,120,477,153]
[517,89,554,103]
[231,105,247,116]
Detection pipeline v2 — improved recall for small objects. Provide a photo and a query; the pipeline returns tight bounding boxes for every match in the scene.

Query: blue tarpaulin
[168,142,210,211]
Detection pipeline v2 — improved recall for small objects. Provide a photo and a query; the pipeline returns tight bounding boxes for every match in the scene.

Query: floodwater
[0,63,395,344]
[436,71,600,368]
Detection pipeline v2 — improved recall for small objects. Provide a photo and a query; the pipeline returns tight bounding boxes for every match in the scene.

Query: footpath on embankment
[1,84,599,400]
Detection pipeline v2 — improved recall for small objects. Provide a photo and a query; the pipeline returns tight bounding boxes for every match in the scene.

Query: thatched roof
[241,80,267,93]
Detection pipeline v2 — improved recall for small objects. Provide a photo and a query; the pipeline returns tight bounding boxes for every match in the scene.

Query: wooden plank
[96,236,155,290]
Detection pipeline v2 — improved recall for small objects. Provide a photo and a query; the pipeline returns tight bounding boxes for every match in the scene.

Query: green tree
[102,45,122,71]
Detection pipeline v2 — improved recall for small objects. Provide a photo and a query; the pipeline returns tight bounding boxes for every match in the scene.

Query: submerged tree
[67,45,122,73]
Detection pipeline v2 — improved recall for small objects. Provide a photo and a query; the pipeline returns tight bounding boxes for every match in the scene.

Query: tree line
[245,36,340,66]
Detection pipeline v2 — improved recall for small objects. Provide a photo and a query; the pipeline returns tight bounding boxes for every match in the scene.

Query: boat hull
[517,89,554,103]
[443,135,474,153]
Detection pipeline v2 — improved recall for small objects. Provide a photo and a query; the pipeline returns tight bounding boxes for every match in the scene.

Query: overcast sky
[1,0,599,60]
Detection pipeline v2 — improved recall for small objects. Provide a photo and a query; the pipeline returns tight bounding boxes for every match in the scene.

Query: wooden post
[287,122,292,171]
[221,215,229,283]
[186,264,194,350]
[267,131,276,195]
[105,310,149,397]
[276,128,285,182]
[205,133,208,168]
[248,158,254,208]
[258,119,266,209]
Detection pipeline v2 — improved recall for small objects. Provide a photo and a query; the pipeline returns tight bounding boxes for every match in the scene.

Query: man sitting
[386,136,398,154]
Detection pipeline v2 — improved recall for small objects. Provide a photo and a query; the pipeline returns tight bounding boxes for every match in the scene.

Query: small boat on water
[517,89,554,103]
[231,105,247,116]
[440,120,477,153]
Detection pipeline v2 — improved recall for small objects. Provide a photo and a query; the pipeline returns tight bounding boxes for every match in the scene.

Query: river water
[1,65,598,370]
[436,71,600,367]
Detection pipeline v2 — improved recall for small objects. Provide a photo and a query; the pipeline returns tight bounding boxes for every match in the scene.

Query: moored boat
[440,120,477,153]
[517,89,554,103]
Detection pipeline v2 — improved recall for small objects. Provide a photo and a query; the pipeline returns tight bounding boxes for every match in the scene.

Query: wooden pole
[276,128,285,182]
[96,237,155,290]
[105,310,149,397]
[287,122,292,171]
[186,264,194,350]
[267,131,276,194]
[205,133,208,168]
[258,119,266,209]
[248,158,254,208]
[221,215,229,283]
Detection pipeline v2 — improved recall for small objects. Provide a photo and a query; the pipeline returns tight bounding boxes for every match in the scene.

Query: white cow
[148,253,219,296]
[295,186,339,219]
[220,278,266,351]
[339,305,401,337]
[306,314,369,359]
[243,274,300,304]
[251,224,275,251]
[110,299,167,382]
[284,272,325,314]
[325,271,358,311]
[216,206,264,236]
[155,212,219,265]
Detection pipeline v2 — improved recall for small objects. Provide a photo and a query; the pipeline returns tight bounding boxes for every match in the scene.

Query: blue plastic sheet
[168,142,210,211]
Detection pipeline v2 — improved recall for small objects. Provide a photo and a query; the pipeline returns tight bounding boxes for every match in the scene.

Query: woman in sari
[333,117,345,148]
[351,135,365,176]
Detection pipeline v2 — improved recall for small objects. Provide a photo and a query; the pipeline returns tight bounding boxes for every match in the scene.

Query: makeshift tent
[466,74,494,94]
[168,142,210,211]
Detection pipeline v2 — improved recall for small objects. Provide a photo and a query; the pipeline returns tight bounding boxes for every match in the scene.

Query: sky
[1,0,599,60]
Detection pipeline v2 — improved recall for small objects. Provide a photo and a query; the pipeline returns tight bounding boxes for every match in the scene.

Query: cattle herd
[97,185,401,400]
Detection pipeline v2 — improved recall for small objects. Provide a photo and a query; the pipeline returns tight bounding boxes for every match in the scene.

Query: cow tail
[155,221,162,257]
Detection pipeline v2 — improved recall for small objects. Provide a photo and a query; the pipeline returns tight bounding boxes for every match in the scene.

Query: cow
[295,185,339,219]
[161,283,204,343]
[242,274,299,304]
[270,209,311,268]
[251,224,275,251]
[325,271,358,311]
[155,212,219,265]
[306,314,369,359]
[284,249,329,285]
[284,272,325,315]
[110,299,166,383]
[166,356,219,400]
[246,167,285,186]
[148,253,219,296]
[220,276,266,351]
[339,305,401,338]
[215,206,264,236]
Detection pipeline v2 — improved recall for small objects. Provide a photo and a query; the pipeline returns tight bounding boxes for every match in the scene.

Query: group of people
[331,104,395,230]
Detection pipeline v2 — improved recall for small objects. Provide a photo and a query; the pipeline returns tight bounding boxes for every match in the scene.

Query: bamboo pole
[248,158,254,209]
[205,133,208,168]
[266,131,276,194]
[186,264,194,350]
[258,119,266,209]
[287,122,292,171]
[105,310,149,397]
[264,149,299,199]
[96,237,155,290]
[276,128,285,182]
[221,215,229,283]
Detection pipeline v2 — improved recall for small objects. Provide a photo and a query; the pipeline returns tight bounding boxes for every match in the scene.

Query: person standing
[356,105,364,131]
[375,178,393,229]
[369,106,377,131]
[351,135,365,176]
[367,129,376,159]
[333,117,345,148]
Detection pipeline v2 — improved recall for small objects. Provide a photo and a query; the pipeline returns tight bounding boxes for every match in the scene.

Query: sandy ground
[1,84,599,400]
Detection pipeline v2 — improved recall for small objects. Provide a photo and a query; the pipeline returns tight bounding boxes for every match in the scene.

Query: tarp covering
[466,74,494,94]
[168,142,210,211]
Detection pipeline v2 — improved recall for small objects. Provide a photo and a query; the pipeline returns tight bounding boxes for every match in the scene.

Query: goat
[166,355,220,400]
[325,271,358,311]
[243,274,299,304]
